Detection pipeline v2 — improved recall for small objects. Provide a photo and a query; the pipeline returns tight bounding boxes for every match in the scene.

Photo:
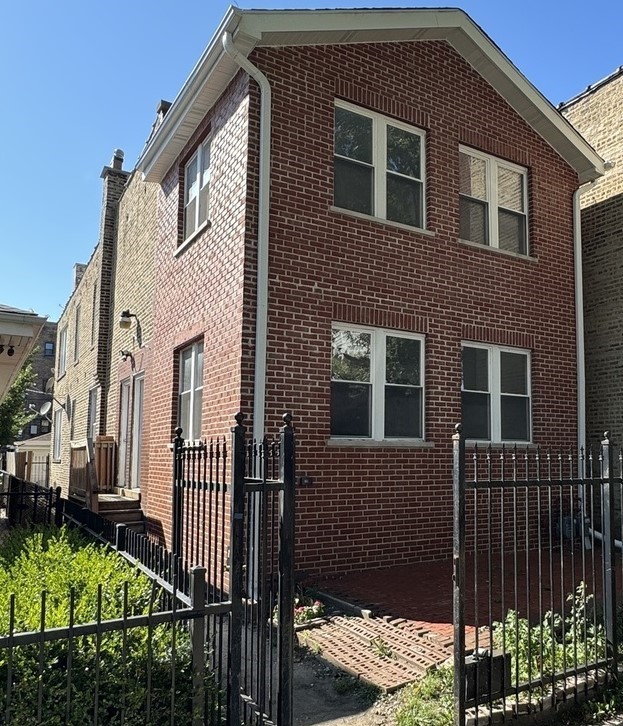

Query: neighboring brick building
[50,151,129,492]
[125,7,603,575]
[561,71,623,445]
[14,320,57,442]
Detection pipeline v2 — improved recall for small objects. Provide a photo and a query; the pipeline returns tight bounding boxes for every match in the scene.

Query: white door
[130,375,144,489]
[118,380,131,488]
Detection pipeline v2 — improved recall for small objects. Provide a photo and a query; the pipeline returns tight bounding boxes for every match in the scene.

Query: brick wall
[50,161,128,494]
[142,72,251,542]
[242,40,581,575]
[562,74,623,445]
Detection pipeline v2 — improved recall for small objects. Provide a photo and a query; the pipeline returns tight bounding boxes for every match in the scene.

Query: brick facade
[562,71,623,444]
[50,155,129,494]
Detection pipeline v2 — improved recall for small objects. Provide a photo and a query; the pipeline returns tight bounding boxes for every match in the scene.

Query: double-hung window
[53,408,63,460]
[178,341,204,441]
[459,147,528,255]
[331,325,424,440]
[461,344,531,442]
[334,101,425,229]
[57,326,67,377]
[183,137,211,241]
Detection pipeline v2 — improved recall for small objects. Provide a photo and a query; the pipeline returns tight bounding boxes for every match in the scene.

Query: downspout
[222,32,271,443]
[574,186,586,458]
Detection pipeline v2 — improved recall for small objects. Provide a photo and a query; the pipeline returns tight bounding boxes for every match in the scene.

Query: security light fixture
[7,346,14,357]
[119,310,137,329]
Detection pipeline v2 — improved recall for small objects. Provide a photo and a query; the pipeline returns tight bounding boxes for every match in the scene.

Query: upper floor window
[331,325,424,440]
[334,101,425,229]
[74,304,81,362]
[44,342,54,357]
[178,341,204,441]
[459,147,528,255]
[184,137,211,241]
[57,326,67,377]
[461,343,531,442]
[53,408,63,460]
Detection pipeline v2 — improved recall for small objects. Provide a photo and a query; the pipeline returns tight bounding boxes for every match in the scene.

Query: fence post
[54,487,64,528]
[229,412,246,726]
[278,413,296,726]
[171,427,184,558]
[115,523,128,553]
[453,424,466,726]
[189,566,207,726]
[601,432,618,675]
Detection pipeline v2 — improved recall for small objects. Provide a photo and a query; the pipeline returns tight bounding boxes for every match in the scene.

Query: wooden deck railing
[69,436,116,513]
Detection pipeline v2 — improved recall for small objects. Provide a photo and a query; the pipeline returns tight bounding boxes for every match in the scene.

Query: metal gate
[453,425,618,726]
[172,412,295,725]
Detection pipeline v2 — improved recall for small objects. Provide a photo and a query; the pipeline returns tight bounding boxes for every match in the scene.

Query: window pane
[198,183,209,226]
[462,347,488,392]
[501,352,527,394]
[459,197,488,245]
[184,197,197,239]
[331,382,371,436]
[331,329,371,382]
[196,344,204,384]
[335,107,372,163]
[192,388,203,440]
[498,166,524,212]
[179,391,190,438]
[387,126,421,179]
[185,157,198,201]
[386,336,420,386]
[387,174,422,227]
[501,395,529,440]
[385,386,422,437]
[181,349,193,392]
[498,209,526,255]
[461,392,490,439]
[201,140,211,184]
[459,153,487,200]
[334,158,373,215]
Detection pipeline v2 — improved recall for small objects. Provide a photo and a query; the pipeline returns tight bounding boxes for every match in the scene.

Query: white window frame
[334,100,426,229]
[183,136,212,242]
[44,341,54,357]
[459,146,528,254]
[87,387,98,441]
[178,341,204,441]
[331,323,425,441]
[53,408,63,460]
[57,326,67,377]
[461,342,532,443]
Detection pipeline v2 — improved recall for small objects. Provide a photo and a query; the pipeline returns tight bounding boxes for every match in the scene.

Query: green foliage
[0,358,36,445]
[493,583,605,687]
[0,526,219,725]
[395,665,453,726]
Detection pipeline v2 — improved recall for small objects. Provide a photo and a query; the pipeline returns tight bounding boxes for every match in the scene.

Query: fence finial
[174,427,183,440]
[454,423,462,436]
[234,412,245,426]
[604,431,611,443]
[282,412,293,427]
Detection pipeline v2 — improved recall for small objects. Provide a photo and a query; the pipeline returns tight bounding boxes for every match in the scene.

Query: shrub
[0,526,218,725]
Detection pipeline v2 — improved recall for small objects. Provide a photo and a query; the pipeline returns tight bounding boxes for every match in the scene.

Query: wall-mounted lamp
[119,310,142,346]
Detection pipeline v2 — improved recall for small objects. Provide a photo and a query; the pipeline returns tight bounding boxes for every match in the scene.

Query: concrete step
[98,495,141,511]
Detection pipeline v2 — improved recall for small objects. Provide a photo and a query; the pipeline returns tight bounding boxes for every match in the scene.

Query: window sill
[175,220,211,258]
[327,438,434,449]
[52,459,61,464]
[458,239,538,262]
[57,372,66,382]
[329,206,435,237]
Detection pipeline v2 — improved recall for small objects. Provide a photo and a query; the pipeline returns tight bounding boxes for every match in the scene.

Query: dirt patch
[293,647,402,726]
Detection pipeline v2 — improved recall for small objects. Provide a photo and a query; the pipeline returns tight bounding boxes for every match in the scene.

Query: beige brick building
[562,69,623,444]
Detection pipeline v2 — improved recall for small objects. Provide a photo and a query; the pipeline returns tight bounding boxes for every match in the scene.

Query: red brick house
[70,8,604,576]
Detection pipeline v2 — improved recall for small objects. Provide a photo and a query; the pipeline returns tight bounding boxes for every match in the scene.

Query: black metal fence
[0,411,296,726]
[172,412,295,726]
[453,427,619,725]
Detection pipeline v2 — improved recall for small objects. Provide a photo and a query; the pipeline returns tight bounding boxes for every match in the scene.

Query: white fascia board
[139,6,603,184]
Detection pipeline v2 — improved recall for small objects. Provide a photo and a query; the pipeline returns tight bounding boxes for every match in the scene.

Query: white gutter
[222,32,271,443]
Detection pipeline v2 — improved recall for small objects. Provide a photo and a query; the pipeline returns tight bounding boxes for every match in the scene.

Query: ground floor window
[178,341,204,441]
[331,324,424,440]
[52,408,63,460]
[461,343,531,442]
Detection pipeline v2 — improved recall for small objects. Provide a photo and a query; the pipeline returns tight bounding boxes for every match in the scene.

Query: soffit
[138,7,603,184]
[0,308,47,403]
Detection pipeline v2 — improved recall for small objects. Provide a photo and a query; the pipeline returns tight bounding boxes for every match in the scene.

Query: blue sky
[1,0,622,321]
